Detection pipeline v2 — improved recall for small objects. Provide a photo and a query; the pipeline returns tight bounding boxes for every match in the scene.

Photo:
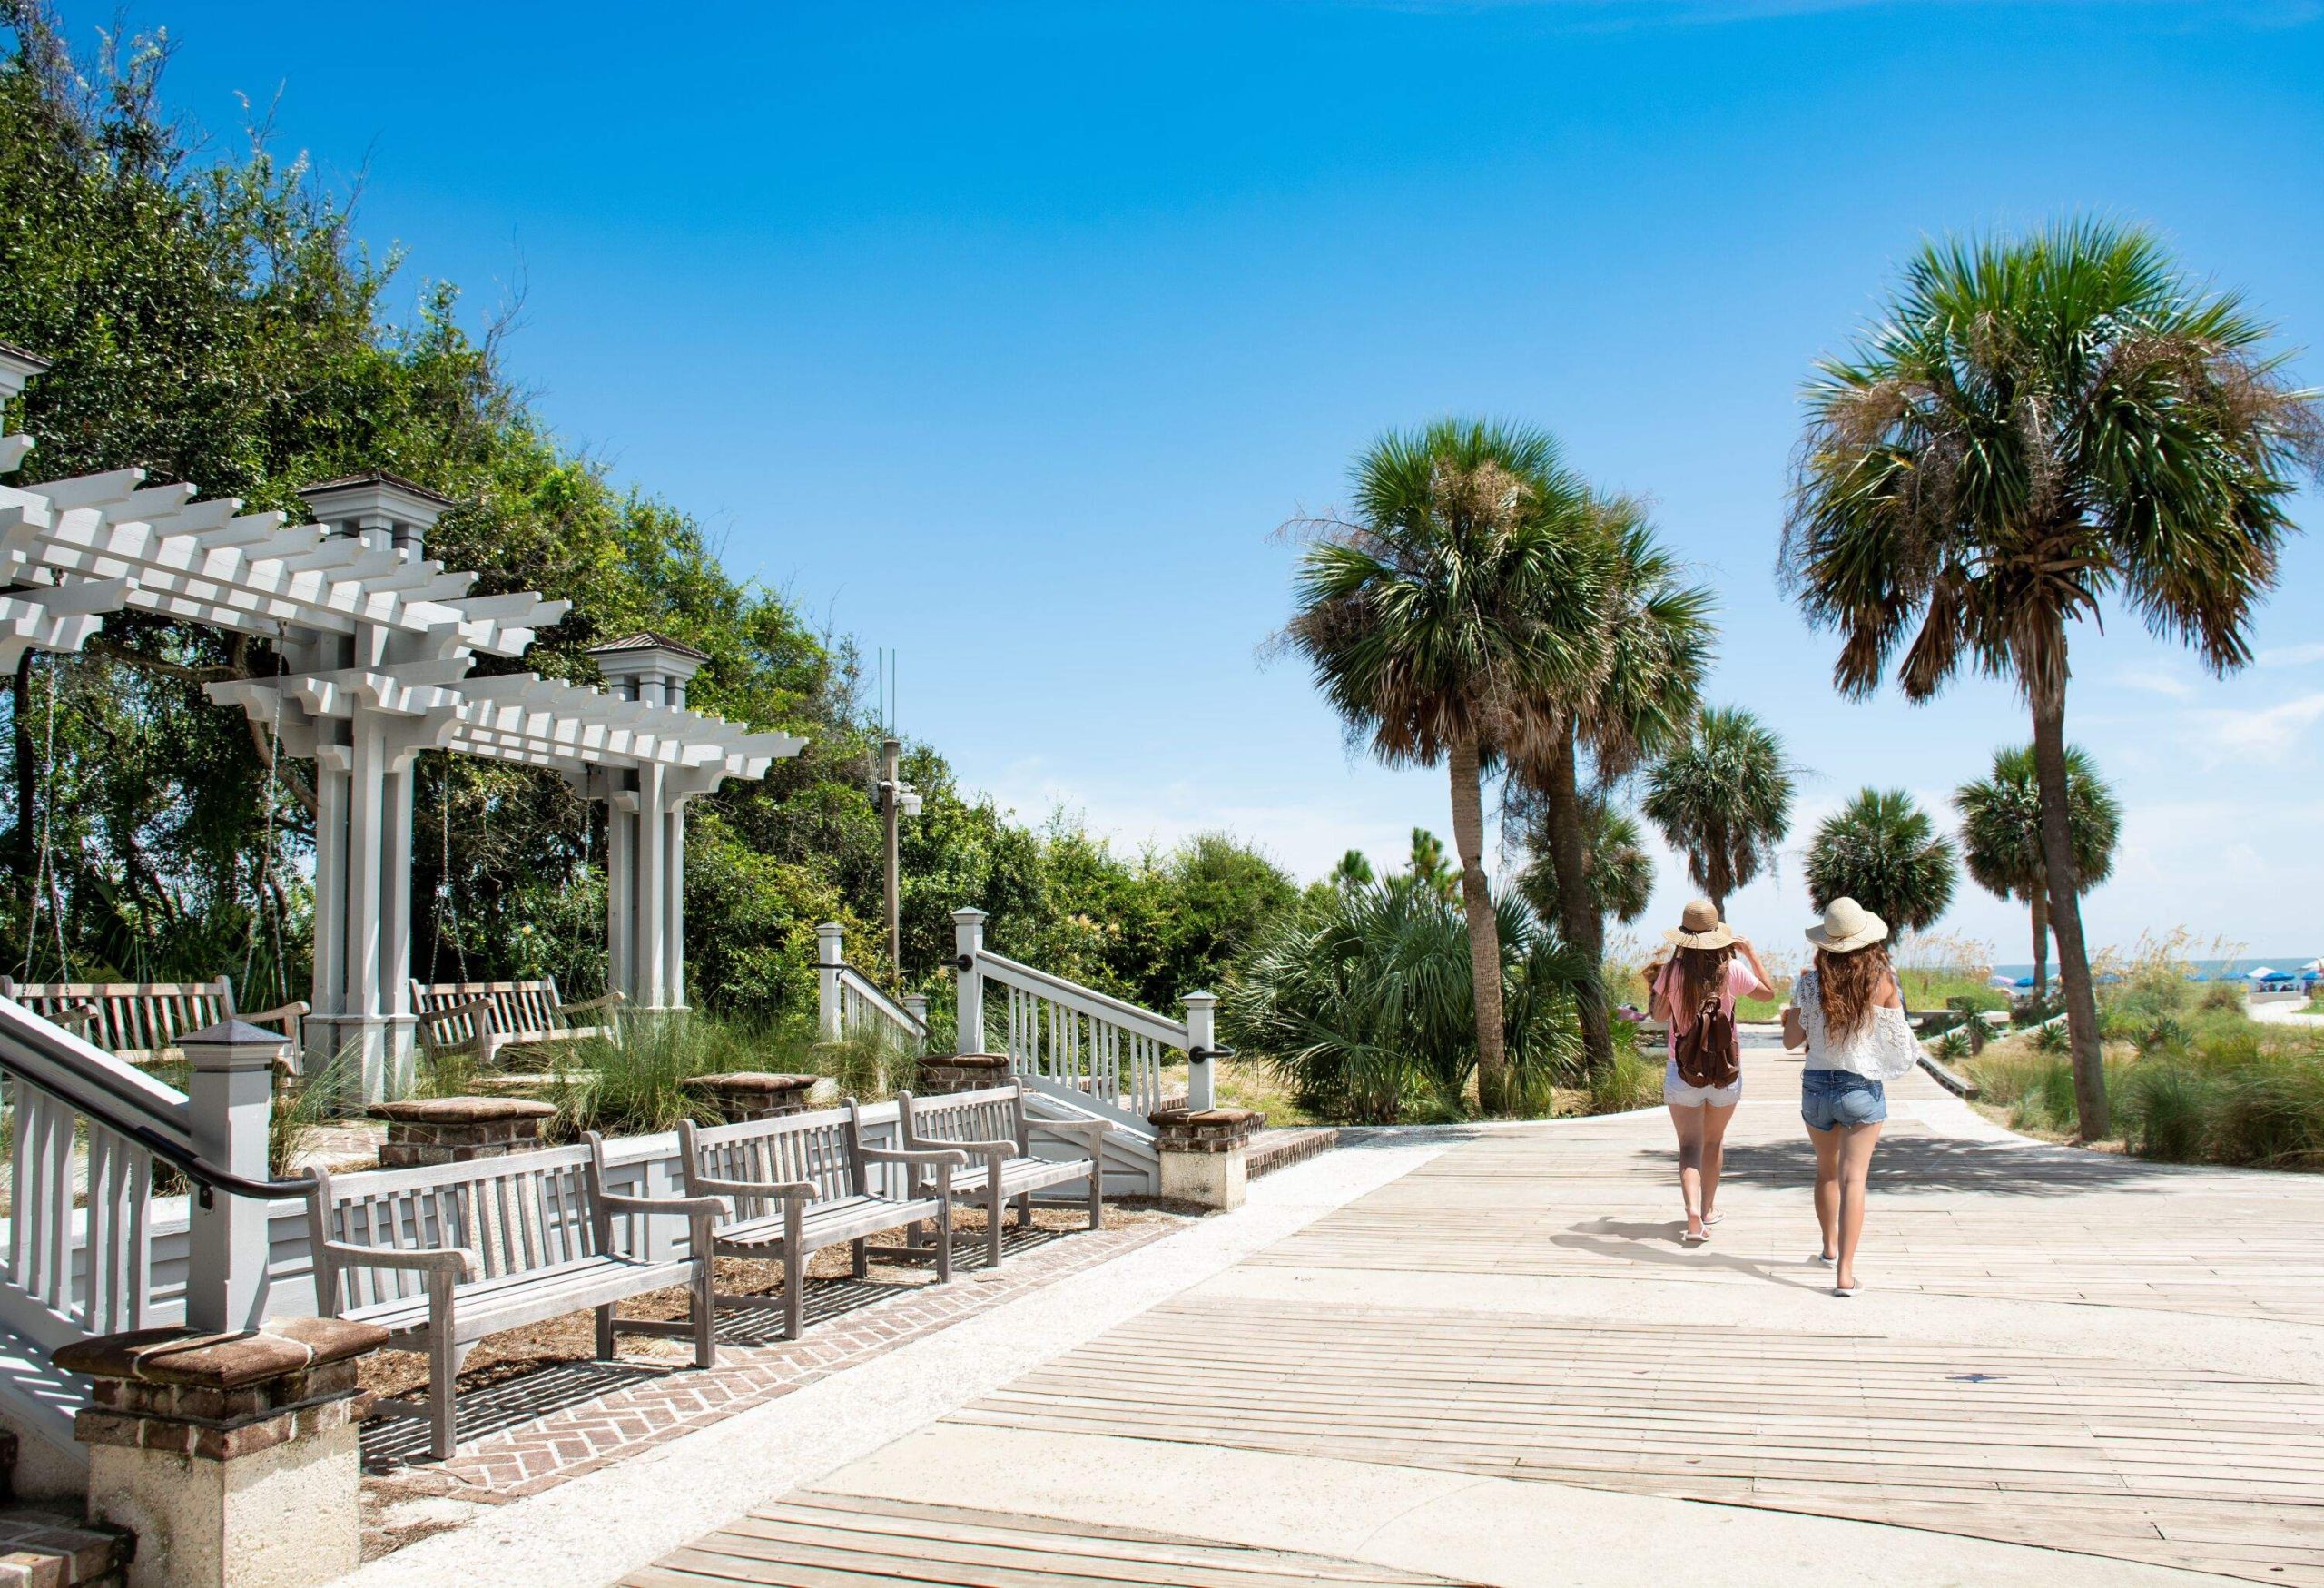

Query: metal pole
[882,735,902,969]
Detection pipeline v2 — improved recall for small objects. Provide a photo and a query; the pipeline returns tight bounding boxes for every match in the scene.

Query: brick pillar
[916,1052,1012,1096]
[61,1317,387,1588]
[682,1071,819,1123]
[367,1096,555,1167]
[1148,1106,1264,1210]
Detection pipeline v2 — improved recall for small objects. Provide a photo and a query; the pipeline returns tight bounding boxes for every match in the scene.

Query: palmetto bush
[1221,878,1589,1123]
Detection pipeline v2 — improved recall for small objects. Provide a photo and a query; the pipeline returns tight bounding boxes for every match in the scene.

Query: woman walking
[1782,897,1921,1296]
[1650,900,1775,1245]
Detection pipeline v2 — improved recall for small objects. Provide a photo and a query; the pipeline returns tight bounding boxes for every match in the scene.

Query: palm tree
[1640,705,1797,916]
[1284,419,1604,1113]
[1805,789,1958,935]
[1956,745,2122,999]
[1515,794,1653,932]
[1784,221,2321,1138]
[1512,498,1713,1074]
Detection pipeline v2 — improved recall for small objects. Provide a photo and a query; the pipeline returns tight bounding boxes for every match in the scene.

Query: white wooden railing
[950,909,1220,1132]
[814,922,929,1053]
[0,999,190,1353]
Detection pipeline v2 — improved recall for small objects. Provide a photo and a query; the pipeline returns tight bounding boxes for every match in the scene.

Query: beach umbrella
[1989,974,2017,990]
[2245,966,2278,981]
[2187,971,2209,982]
[2012,975,2035,988]
[2302,957,2324,974]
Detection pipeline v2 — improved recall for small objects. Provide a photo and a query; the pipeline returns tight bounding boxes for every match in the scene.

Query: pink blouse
[1652,958,1763,1059]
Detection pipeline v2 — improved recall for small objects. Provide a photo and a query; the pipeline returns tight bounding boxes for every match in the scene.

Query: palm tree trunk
[2030,886,2050,1001]
[1538,723,1611,1077]
[1447,737,1510,1114]
[2031,681,2108,1139]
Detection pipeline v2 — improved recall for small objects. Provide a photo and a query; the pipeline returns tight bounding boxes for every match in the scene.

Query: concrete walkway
[368,1040,2324,1585]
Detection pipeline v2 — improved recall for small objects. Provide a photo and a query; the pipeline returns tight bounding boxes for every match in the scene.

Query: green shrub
[1587,1049,1661,1115]
[2034,1021,2071,1055]
[2118,1061,2213,1161]
[2200,981,2246,1014]
[1933,1028,1970,1062]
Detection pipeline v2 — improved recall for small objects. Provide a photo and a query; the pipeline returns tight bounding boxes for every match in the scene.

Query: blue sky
[86,0,2324,962]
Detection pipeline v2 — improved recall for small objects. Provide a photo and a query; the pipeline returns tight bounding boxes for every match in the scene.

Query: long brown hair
[1676,943,1736,1012]
[1816,942,1893,1038]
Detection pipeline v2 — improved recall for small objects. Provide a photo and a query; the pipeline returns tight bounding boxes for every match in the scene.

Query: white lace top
[1792,968,1922,1081]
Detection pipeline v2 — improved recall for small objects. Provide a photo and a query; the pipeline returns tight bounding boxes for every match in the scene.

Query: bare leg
[1834,1122,1883,1289]
[1808,1123,1841,1261]
[1667,1103,1708,1237]
[1699,1101,1737,1222]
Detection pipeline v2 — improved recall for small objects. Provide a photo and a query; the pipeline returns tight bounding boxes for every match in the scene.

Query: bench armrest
[598,1191,734,1220]
[917,1135,1016,1157]
[243,999,311,1025]
[859,1145,970,1168]
[320,1239,479,1283]
[1029,1120,1108,1151]
[557,991,625,1015]
[49,1005,97,1030]
[425,994,497,1023]
[684,1175,817,1202]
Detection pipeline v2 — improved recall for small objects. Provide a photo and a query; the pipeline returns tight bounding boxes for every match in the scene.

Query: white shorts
[1664,1058,1740,1109]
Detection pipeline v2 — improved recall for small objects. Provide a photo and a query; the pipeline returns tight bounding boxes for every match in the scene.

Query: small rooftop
[589,631,714,662]
[0,339,52,372]
[297,469,455,508]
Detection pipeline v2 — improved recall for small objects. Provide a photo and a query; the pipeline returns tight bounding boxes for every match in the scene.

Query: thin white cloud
[2258,641,2324,669]
[2113,665,2196,700]
[2202,692,2324,763]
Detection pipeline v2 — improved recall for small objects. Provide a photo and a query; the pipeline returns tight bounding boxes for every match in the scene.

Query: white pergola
[0,343,805,1097]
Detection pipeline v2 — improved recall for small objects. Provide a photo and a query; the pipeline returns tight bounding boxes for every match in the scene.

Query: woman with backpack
[1781,897,1922,1296]
[1650,900,1776,1245]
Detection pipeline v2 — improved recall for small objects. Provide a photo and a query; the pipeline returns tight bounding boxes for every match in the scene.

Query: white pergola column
[588,635,712,1013]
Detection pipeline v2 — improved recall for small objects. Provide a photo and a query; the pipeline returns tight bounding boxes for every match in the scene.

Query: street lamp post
[877,736,924,970]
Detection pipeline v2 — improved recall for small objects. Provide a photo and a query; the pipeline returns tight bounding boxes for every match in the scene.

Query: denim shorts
[1801,1068,1887,1130]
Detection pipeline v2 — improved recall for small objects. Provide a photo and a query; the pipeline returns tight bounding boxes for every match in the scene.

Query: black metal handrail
[0,1057,313,1209]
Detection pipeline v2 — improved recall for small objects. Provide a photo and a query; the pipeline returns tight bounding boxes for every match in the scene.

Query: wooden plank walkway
[629,1039,2324,1586]
[621,1492,1463,1586]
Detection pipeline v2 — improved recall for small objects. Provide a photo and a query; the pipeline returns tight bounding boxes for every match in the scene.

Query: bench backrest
[900,1083,1029,1156]
[411,978,574,1051]
[679,1103,866,1219]
[0,976,236,1063]
[307,1143,606,1314]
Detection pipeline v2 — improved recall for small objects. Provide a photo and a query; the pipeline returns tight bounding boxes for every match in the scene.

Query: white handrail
[973,951,1187,1047]
[835,965,927,1048]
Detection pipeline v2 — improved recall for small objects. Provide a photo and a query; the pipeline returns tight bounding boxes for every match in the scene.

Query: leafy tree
[1329,849,1374,892]
[1640,705,1796,916]
[1402,828,1458,904]
[1509,497,1711,1073]
[1805,788,1958,935]
[1783,221,2322,1138]
[1513,794,1652,932]
[1283,419,1602,1112]
[1955,745,2121,998]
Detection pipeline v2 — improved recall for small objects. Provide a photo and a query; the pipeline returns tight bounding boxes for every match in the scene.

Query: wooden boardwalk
[627,1041,2324,1586]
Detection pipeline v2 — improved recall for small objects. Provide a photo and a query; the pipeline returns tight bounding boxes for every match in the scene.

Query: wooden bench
[306,1132,724,1459]
[0,975,307,1069]
[676,1100,966,1342]
[410,977,622,1068]
[898,1082,1106,1269]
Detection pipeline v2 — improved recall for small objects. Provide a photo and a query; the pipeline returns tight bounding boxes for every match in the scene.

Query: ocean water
[1990,956,2319,980]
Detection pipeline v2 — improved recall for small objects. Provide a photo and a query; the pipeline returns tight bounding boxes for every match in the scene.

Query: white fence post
[952,909,988,1056]
[1183,991,1217,1112]
[180,1021,285,1334]
[901,993,929,1052]
[816,921,844,1042]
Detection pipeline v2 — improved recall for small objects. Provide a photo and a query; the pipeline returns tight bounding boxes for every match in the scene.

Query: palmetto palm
[1955,745,2121,998]
[1640,705,1796,916]
[1784,221,2320,1138]
[1805,788,1958,935]
[1512,498,1713,1073]
[1515,794,1654,932]
[1284,419,1604,1112]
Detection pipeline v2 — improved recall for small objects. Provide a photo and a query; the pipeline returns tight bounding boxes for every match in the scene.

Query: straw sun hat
[1670,898,1736,951]
[1806,896,1888,954]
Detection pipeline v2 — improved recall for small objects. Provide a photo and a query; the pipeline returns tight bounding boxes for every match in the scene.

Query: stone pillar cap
[1149,1106,1264,1128]
[369,1096,556,1124]
[180,1018,291,1049]
[57,1317,388,1389]
[683,1071,819,1092]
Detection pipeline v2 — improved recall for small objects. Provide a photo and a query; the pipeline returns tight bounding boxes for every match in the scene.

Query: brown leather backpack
[1673,982,1740,1089]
